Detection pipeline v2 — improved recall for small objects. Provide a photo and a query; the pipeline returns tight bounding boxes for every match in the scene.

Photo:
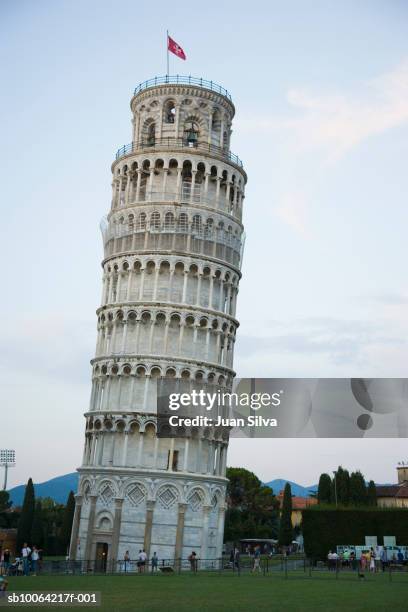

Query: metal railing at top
[133,75,232,101]
[115,138,243,168]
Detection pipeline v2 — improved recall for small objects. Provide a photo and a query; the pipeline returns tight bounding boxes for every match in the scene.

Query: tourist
[2,550,10,575]
[21,543,31,576]
[327,551,334,571]
[31,547,39,576]
[252,545,261,573]
[374,547,381,572]
[397,549,404,564]
[188,551,197,572]
[234,547,240,571]
[138,549,147,573]
[151,552,158,572]
[123,550,130,572]
[381,548,388,571]
[369,549,375,573]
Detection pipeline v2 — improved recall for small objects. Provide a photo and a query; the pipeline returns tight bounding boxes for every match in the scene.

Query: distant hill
[8,473,79,506]
[264,479,318,498]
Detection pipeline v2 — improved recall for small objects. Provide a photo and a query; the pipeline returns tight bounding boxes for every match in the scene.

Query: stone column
[143,500,156,558]
[69,494,83,560]
[84,494,98,564]
[200,505,212,565]
[174,503,187,562]
[110,498,124,566]
[216,505,226,558]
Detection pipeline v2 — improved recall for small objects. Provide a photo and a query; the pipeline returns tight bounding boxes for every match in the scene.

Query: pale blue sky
[1,1,408,488]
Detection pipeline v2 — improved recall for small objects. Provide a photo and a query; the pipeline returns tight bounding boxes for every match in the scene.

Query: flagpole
[166,30,169,76]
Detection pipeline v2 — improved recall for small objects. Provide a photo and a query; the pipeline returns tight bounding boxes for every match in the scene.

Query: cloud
[237,59,408,236]
[239,58,408,161]
[235,315,408,373]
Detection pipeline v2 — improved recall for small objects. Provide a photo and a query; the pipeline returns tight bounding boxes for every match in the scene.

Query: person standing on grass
[252,545,261,573]
[381,548,388,572]
[374,547,381,572]
[123,550,130,572]
[234,547,240,571]
[31,547,39,576]
[151,552,158,572]
[2,550,10,575]
[138,549,147,573]
[369,549,375,573]
[188,551,197,572]
[21,543,31,576]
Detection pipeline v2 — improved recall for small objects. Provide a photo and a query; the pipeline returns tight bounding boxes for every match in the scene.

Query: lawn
[4,571,408,611]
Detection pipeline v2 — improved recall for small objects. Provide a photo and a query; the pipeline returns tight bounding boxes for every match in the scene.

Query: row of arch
[91,361,232,384]
[81,420,228,479]
[80,475,225,510]
[85,413,229,442]
[132,92,234,153]
[100,259,240,317]
[106,209,242,240]
[111,157,245,221]
[95,311,236,368]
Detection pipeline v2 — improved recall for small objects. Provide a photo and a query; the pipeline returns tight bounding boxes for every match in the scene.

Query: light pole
[0,449,16,490]
[332,470,338,507]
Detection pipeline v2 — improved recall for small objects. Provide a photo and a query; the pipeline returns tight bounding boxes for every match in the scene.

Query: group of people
[0,544,43,577]
[328,547,407,572]
[229,545,263,573]
[123,550,159,572]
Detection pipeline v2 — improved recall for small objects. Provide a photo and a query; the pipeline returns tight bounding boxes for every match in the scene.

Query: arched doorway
[95,542,109,572]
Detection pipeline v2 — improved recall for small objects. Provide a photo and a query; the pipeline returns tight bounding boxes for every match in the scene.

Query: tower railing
[115,138,243,168]
[133,75,232,100]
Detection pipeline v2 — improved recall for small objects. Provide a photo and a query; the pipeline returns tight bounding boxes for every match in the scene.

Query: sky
[1,0,408,489]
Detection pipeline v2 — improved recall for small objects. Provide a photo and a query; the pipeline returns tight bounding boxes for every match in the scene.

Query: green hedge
[302,507,408,560]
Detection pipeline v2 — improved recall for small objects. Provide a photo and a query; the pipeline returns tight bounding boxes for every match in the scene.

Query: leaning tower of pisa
[69,75,247,566]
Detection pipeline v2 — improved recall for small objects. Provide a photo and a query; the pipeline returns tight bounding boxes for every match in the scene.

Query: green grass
[5,571,408,611]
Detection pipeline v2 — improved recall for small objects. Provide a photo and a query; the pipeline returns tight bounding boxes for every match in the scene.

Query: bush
[303,507,408,560]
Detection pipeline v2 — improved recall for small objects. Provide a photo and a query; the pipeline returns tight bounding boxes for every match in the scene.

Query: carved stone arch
[98,480,117,507]
[210,487,223,512]
[81,478,93,498]
[149,365,162,378]
[186,486,207,512]
[124,481,148,507]
[142,419,157,435]
[155,482,181,508]
[95,510,114,531]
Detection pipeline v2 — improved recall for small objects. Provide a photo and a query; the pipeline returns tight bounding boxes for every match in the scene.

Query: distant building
[276,490,318,527]
[376,463,408,508]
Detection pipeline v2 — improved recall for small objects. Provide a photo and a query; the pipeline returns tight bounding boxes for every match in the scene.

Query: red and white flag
[168,35,186,60]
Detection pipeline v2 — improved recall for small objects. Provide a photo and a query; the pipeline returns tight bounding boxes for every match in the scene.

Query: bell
[187,129,197,144]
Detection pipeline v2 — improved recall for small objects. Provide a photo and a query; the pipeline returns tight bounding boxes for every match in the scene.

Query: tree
[0,490,13,528]
[333,466,350,505]
[31,500,44,548]
[17,478,35,550]
[367,480,377,506]
[224,468,279,542]
[317,473,332,504]
[349,471,367,506]
[278,482,293,547]
[59,491,76,553]
[40,497,66,555]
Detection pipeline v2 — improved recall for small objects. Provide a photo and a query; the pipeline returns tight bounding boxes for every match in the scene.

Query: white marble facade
[69,76,246,565]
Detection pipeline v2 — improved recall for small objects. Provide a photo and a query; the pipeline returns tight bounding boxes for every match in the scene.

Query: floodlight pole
[3,464,8,490]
